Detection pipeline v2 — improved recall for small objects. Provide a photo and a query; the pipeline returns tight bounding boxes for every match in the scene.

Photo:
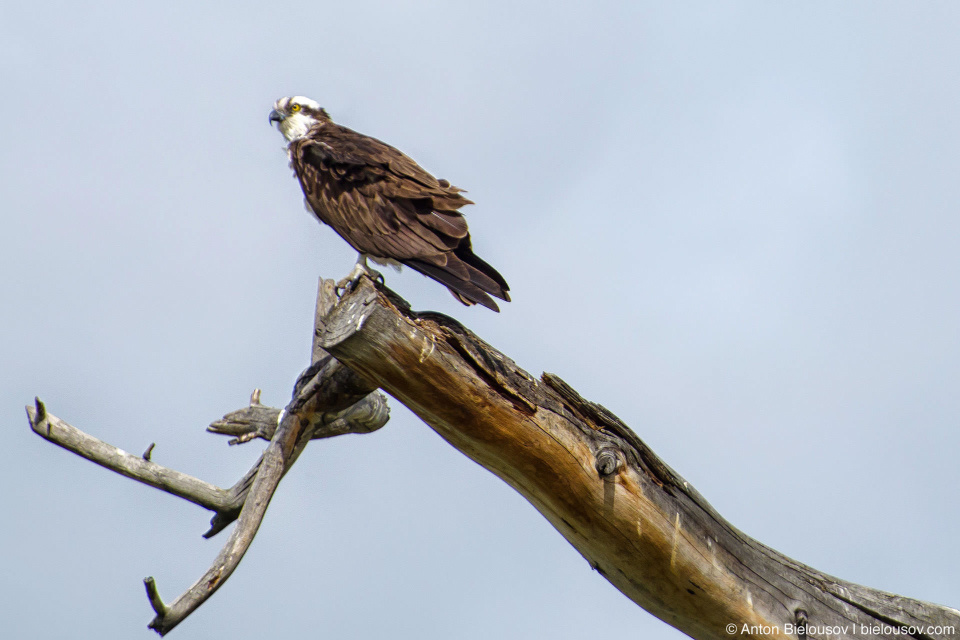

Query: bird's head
[269,96,330,142]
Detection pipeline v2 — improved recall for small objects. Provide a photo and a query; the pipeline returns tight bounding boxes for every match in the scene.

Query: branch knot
[595,446,622,478]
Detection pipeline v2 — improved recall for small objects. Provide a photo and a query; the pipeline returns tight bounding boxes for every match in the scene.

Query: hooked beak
[268,109,284,126]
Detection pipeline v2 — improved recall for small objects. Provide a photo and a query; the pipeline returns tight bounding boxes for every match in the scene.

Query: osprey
[269,96,511,312]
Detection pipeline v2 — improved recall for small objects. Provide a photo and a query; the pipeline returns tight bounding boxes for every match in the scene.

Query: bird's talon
[335,277,355,294]
[336,259,383,294]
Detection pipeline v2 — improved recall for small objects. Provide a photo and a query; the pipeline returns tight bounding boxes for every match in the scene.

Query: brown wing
[290,123,510,311]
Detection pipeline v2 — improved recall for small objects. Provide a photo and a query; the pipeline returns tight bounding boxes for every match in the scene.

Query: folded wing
[290,124,510,311]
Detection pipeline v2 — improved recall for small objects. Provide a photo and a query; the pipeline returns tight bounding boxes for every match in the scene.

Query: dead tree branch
[27,279,388,635]
[28,274,958,639]
[313,276,959,640]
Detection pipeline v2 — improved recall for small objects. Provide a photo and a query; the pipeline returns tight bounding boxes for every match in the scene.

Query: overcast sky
[2,2,959,639]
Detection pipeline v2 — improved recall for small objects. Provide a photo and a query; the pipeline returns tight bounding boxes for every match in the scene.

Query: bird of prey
[269,96,511,312]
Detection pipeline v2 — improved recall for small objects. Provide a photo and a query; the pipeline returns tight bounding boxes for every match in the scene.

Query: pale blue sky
[2,2,958,638]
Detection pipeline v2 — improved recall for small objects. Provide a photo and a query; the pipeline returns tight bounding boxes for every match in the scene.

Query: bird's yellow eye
[291,103,301,112]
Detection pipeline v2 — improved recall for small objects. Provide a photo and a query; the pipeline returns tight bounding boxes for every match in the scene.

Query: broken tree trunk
[28,275,959,639]
[316,278,958,640]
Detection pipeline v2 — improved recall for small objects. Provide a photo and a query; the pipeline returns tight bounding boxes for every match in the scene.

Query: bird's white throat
[278,112,318,142]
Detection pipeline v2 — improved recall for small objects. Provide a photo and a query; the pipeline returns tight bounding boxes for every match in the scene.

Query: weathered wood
[27,398,231,513]
[319,277,960,640]
[146,393,307,634]
[28,383,389,537]
[28,273,957,639]
[207,388,389,444]
[28,278,389,636]
[143,283,385,634]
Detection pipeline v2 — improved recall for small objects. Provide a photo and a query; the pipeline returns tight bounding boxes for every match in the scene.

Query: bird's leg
[337,254,383,293]
[355,255,385,286]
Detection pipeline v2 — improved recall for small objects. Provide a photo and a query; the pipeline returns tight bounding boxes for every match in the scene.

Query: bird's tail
[404,247,510,312]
